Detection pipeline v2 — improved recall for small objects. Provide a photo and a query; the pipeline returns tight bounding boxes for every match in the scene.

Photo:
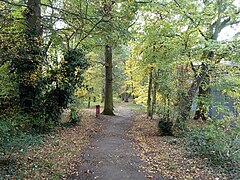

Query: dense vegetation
[0,0,239,178]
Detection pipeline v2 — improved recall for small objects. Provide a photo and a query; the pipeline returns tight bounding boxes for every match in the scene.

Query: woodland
[0,0,239,179]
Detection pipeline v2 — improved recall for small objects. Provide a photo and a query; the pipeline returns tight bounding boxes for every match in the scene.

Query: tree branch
[40,3,88,19]
[190,61,196,74]
[74,17,105,50]
[0,0,27,7]
[134,0,152,3]
[173,0,209,40]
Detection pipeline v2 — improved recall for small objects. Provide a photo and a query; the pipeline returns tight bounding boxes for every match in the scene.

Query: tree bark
[194,74,210,120]
[101,87,105,103]
[191,50,213,120]
[174,0,238,128]
[124,85,129,102]
[130,71,135,100]
[26,0,42,37]
[19,0,42,113]
[190,0,237,121]
[147,67,153,117]
[151,71,158,119]
[102,45,114,115]
[87,89,91,108]
[101,74,105,103]
[177,63,208,123]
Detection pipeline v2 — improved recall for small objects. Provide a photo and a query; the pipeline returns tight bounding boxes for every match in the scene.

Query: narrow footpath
[68,103,161,180]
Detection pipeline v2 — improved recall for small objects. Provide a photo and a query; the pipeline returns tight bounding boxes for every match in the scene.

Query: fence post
[96,105,100,117]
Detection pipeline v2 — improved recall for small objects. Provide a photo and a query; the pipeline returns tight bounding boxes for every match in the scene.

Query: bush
[43,87,70,122]
[0,62,18,112]
[158,117,173,136]
[185,120,240,165]
[39,48,89,124]
[69,97,82,125]
[0,113,44,155]
[69,108,80,125]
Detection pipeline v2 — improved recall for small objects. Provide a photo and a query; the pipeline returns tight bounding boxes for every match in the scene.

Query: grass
[78,99,104,109]
[125,102,146,113]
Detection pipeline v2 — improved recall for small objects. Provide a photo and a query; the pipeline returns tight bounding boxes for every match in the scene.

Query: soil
[67,103,163,180]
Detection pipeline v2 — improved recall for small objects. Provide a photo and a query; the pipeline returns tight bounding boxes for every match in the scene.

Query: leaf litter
[128,114,232,180]
[0,109,98,179]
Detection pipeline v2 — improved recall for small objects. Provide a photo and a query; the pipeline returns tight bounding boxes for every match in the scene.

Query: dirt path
[68,103,161,180]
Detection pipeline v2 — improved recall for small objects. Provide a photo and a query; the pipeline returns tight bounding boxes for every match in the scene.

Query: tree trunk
[19,0,42,113]
[124,93,129,102]
[26,0,42,37]
[177,63,208,125]
[177,50,213,128]
[194,74,210,121]
[147,68,153,117]
[192,51,213,120]
[87,89,91,108]
[101,85,104,103]
[130,73,135,100]
[124,85,129,102]
[151,70,158,119]
[121,94,124,101]
[102,45,114,115]
[167,94,170,119]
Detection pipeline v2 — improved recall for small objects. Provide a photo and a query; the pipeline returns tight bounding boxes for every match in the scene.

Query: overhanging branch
[0,0,27,7]
[173,0,208,40]
[74,17,105,50]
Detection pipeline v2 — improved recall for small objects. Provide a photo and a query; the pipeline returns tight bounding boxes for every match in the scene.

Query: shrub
[69,108,79,125]
[185,119,240,165]
[40,48,89,124]
[0,113,44,155]
[0,62,18,112]
[158,117,173,136]
[69,97,82,125]
[43,87,70,122]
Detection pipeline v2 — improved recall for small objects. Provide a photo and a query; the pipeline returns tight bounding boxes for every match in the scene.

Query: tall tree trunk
[178,51,214,127]
[87,89,91,108]
[101,68,105,103]
[167,94,170,119]
[124,85,129,102]
[132,84,135,100]
[147,67,153,117]
[194,74,210,120]
[151,71,158,119]
[130,72,135,100]
[121,94,124,101]
[101,86,105,103]
[102,45,114,115]
[19,0,42,113]
[177,63,208,127]
[174,0,237,132]
[192,49,214,120]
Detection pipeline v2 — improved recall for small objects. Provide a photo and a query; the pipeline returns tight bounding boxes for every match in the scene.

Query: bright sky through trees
[218,0,240,40]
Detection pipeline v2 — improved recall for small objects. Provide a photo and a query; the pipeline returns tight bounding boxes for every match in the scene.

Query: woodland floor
[0,103,236,179]
[129,115,233,180]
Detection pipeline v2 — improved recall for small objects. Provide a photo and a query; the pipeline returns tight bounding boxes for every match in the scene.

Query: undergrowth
[185,117,240,179]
